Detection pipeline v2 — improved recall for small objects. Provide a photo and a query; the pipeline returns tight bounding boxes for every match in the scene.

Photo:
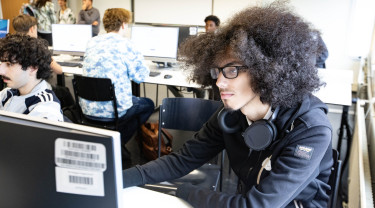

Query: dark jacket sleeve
[123,113,225,187]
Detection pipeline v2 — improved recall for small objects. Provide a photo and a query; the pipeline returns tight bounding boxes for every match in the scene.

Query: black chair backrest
[159,97,222,131]
[158,97,222,157]
[72,75,119,129]
[327,149,342,208]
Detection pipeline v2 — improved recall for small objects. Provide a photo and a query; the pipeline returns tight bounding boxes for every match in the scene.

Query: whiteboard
[134,0,212,26]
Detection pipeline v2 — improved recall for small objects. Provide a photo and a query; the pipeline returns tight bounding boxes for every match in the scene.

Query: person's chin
[222,101,238,112]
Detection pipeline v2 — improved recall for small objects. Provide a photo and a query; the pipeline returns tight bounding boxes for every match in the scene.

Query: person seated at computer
[204,15,220,33]
[0,34,63,122]
[82,8,154,163]
[123,3,333,207]
[78,0,100,36]
[12,14,63,75]
[57,0,76,24]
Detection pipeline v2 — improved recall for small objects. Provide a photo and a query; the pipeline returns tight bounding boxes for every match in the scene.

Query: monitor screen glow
[131,25,179,63]
[0,19,9,38]
[52,24,92,56]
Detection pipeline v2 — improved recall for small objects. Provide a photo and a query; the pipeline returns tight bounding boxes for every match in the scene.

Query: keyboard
[149,71,161,77]
[57,62,83,68]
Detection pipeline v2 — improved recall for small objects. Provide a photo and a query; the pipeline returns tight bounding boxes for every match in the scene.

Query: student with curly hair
[82,8,154,165]
[123,3,333,207]
[0,34,63,122]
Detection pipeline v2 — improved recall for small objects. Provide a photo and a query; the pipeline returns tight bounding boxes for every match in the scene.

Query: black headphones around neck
[218,106,280,151]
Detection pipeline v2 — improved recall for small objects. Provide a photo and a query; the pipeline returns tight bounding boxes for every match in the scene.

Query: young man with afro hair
[123,3,333,207]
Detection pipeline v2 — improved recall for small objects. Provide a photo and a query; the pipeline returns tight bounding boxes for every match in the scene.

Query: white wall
[0,1,3,19]
[134,0,211,26]
[213,0,260,23]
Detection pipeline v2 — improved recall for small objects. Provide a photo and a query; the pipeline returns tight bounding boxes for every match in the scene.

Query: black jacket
[123,94,333,207]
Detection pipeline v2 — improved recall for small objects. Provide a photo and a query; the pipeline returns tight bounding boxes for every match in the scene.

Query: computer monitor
[52,24,92,56]
[131,25,179,63]
[0,110,123,208]
[178,26,198,48]
[0,19,9,38]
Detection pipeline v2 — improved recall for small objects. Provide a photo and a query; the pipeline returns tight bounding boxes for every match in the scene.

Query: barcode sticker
[55,138,106,171]
[56,166,104,196]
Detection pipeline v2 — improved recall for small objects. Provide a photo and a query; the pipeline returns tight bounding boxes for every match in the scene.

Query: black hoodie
[123,94,333,207]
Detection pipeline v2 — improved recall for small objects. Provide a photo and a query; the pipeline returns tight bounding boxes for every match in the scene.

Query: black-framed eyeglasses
[210,66,248,79]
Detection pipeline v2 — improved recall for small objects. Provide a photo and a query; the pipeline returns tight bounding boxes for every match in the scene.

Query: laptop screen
[0,19,9,38]
[0,111,123,208]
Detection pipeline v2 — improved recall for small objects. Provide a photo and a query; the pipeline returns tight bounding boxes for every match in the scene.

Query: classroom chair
[72,75,119,130]
[143,97,224,193]
[328,149,343,208]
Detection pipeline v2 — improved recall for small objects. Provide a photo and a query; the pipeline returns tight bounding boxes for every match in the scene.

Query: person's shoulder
[92,7,100,12]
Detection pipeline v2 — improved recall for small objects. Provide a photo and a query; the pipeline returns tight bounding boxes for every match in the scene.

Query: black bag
[62,105,81,124]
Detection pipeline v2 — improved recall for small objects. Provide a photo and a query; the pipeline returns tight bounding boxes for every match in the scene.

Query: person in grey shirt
[78,0,100,36]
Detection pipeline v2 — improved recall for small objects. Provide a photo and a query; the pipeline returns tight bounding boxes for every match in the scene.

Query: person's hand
[92,21,98,26]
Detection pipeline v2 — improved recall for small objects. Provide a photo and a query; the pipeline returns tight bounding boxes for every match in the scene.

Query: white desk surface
[122,187,192,208]
[144,62,200,88]
[60,57,353,106]
[314,68,353,106]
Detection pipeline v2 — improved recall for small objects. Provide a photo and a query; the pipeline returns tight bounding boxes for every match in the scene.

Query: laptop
[0,110,123,208]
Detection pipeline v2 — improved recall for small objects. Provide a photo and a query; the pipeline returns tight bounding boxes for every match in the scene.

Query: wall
[133,0,211,26]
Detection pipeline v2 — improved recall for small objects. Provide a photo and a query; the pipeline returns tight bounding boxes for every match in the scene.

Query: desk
[122,187,192,207]
[144,63,199,88]
[62,66,83,75]
[314,68,353,106]
[61,64,353,107]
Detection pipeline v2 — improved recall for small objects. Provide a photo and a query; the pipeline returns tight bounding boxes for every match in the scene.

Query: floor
[57,75,355,197]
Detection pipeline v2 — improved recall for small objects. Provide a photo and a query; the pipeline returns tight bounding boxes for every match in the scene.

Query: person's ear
[27,66,38,77]
[122,23,127,29]
[28,25,37,38]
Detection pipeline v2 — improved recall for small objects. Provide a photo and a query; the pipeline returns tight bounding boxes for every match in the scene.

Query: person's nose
[216,72,228,89]
[0,63,6,76]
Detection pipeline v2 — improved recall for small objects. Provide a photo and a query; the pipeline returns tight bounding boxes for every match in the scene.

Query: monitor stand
[153,61,172,68]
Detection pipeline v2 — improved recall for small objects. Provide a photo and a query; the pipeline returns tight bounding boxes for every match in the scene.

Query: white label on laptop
[55,138,107,171]
[55,167,104,196]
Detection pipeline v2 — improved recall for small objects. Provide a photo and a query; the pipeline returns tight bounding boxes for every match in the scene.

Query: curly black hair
[204,15,220,27]
[179,3,324,108]
[0,34,52,80]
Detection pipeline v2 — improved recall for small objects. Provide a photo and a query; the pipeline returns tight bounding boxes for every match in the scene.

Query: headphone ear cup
[217,108,241,133]
[243,120,277,151]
